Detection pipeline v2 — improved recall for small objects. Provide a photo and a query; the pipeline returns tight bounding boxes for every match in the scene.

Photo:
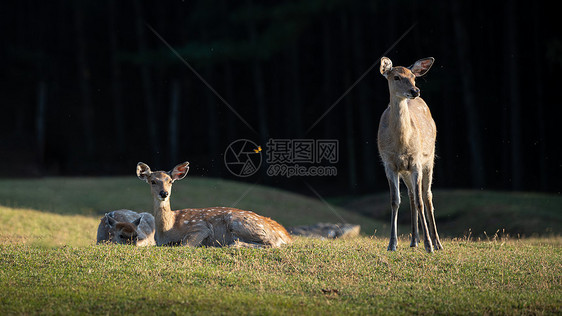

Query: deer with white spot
[96,209,156,246]
[377,57,443,253]
[136,161,292,248]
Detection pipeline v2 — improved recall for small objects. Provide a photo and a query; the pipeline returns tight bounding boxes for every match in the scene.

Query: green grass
[0,206,98,247]
[0,177,561,314]
[1,237,560,315]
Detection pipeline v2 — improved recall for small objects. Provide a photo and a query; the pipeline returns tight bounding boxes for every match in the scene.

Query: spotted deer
[377,56,443,253]
[96,209,156,246]
[136,161,292,248]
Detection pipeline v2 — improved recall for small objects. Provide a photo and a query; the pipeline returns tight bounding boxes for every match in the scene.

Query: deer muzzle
[159,190,169,200]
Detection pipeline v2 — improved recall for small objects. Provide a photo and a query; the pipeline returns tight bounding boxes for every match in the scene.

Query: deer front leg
[404,181,419,248]
[410,194,420,247]
[183,223,212,247]
[385,167,400,251]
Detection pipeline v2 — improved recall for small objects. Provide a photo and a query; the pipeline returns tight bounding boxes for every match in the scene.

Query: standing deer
[377,56,443,253]
[136,161,292,248]
[96,209,156,246]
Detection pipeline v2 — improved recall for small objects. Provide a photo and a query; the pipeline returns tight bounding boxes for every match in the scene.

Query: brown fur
[137,162,292,248]
[378,57,443,253]
[115,222,137,235]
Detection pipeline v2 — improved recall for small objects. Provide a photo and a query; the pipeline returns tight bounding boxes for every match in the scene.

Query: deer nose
[159,191,169,199]
[410,88,420,98]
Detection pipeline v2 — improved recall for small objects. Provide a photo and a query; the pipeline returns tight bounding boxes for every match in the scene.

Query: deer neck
[389,97,413,145]
[153,198,176,233]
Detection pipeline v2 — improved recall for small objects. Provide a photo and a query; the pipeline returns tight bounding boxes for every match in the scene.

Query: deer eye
[393,76,400,81]
[151,180,156,185]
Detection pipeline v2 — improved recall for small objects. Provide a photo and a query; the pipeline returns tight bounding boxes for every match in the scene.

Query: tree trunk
[532,0,547,190]
[36,81,47,168]
[385,1,397,45]
[134,0,160,165]
[345,93,358,194]
[74,1,95,157]
[245,0,269,181]
[224,62,237,139]
[169,80,180,165]
[205,67,220,175]
[437,4,456,187]
[199,21,220,175]
[270,54,282,136]
[252,59,269,177]
[107,0,126,156]
[245,0,268,143]
[289,42,303,137]
[451,1,486,188]
[220,0,236,141]
[321,17,334,138]
[341,14,358,194]
[352,7,376,190]
[504,1,522,190]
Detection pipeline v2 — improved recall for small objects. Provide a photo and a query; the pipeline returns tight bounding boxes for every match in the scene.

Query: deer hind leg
[385,166,400,251]
[403,180,419,248]
[227,215,273,247]
[410,168,434,253]
[423,166,443,250]
[229,240,267,249]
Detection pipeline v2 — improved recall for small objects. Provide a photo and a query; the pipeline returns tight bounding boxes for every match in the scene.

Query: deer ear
[170,161,190,181]
[380,57,393,77]
[409,57,434,77]
[132,216,142,227]
[136,162,152,182]
[106,215,117,227]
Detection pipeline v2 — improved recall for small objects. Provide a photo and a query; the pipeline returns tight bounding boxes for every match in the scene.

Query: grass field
[1,237,560,315]
[0,177,561,314]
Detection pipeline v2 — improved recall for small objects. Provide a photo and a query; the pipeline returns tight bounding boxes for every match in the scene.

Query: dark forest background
[1,0,561,195]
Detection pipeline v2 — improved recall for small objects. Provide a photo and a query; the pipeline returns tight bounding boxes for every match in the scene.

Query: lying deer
[136,161,292,248]
[377,56,443,253]
[96,209,156,246]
